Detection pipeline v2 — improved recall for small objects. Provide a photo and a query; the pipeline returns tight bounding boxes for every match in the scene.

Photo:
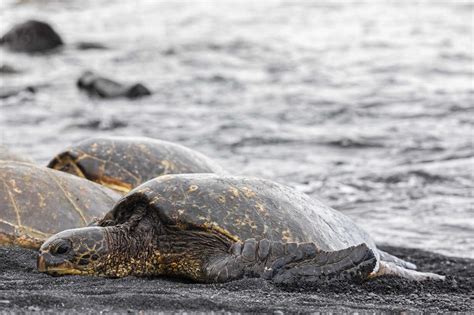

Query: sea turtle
[48,137,226,193]
[37,174,444,283]
[0,161,120,249]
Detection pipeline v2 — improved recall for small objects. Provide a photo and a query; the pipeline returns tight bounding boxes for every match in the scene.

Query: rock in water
[0,64,21,75]
[0,20,63,53]
[0,86,35,99]
[75,41,108,50]
[77,71,152,99]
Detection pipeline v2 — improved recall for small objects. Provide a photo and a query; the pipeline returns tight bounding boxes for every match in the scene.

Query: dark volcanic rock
[0,64,22,74]
[0,245,471,313]
[77,71,152,99]
[75,41,108,50]
[0,20,63,53]
[0,86,35,99]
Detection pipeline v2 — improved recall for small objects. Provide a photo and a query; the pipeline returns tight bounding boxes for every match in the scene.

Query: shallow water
[1,0,473,258]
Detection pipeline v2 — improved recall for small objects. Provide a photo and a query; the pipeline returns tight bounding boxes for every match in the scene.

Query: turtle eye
[54,241,71,255]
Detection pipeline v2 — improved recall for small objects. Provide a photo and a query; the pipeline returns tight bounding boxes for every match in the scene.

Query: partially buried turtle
[48,136,225,193]
[0,161,120,249]
[37,174,444,284]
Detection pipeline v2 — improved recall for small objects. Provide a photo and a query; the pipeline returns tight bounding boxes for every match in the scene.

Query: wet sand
[1,245,472,313]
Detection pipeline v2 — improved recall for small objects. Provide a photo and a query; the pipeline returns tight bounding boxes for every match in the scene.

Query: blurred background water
[1,0,473,258]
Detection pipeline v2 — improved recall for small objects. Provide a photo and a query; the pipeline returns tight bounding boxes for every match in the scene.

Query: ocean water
[1,0,473,258]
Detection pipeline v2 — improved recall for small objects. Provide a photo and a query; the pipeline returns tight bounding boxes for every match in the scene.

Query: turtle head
[37,227,109,276]
[48,149,92,180]
[48,148,133,193]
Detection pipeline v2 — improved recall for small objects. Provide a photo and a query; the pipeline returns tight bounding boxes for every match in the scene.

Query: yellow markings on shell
[188,185,199,192]
[228,187,239,198]
[75,148,141,184]
[234,214,258,230]
[38,193,46,208]
[46,171,88,225]
[11,180,22,193]
[98,176,132,194]
[217,195,226,204]
[241,187,256,198]
[202,221,240,242]
[160,160,176,174]
[255,202,268,215]
[150,195,165,206]
[1,178,22,227]
[282,228,294,242]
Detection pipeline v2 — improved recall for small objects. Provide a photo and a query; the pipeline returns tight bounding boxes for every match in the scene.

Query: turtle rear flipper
[370,261,445,281]
[378,249,417,270]
[204,239,377,285]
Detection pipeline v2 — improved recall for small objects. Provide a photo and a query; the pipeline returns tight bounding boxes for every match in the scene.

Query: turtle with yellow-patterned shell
[48,137,225,193]
[0,161,120,249]
[37,174,444,284]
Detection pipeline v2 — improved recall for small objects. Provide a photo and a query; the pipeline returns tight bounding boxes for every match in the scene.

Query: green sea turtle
[0,161,120,249]
[48,137,225,193]
[37,174,444,283]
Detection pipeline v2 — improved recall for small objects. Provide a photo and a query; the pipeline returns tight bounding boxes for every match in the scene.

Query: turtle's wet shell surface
[110,174,377,253]
[48,137,226,192]
[0,161,120,246]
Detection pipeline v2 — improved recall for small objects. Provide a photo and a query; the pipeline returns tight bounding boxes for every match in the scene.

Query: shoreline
[1,245,472,313]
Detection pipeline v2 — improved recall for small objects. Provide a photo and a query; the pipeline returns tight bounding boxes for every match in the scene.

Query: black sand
[0,245,472,313]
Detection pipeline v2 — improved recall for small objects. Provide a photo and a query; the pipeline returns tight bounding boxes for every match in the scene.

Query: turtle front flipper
[203,239,377,285]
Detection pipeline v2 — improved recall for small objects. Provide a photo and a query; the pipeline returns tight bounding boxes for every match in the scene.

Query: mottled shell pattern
[48,137,226,193]
[107,174,378,254]
[0,161,120,249]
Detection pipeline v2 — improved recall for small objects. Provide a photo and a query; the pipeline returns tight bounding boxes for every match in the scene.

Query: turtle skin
[48,137,226,193]
[0,161,120,249]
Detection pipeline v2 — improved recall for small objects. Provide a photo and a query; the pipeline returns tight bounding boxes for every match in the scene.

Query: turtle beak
[37,253,84,276]
[37,254,46,272]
